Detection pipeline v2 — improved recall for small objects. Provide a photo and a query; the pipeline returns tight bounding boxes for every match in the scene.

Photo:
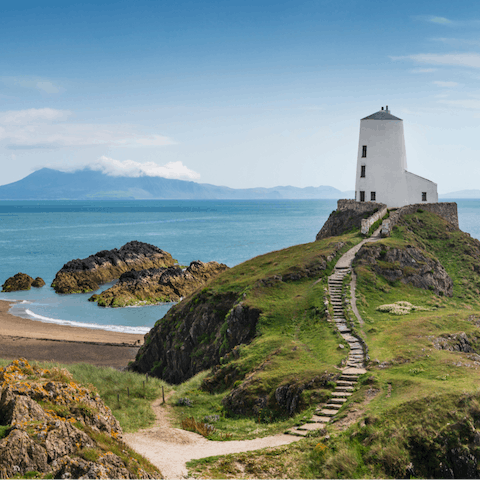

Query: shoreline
[0,299,144,368]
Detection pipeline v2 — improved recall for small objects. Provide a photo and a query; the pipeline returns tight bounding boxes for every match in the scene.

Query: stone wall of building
[382,202,459,236]
[316,200,386,240]
[361,206,388,235]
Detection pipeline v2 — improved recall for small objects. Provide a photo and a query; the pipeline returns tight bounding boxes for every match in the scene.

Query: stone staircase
[287,265,366,436]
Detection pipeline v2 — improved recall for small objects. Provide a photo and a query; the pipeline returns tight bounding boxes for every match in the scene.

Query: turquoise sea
[1,200,479,334]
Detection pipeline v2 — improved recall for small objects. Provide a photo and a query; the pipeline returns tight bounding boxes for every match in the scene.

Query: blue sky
[1,0,480,192]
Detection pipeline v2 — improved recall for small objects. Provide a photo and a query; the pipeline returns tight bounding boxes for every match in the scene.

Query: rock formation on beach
[1,273,45,292]
[89,260,229,307]
[51,240,175,294]
[0,359,158,479]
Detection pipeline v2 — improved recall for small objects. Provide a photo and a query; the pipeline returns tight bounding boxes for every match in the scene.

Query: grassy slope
[188,211,480,478]
[165,233,364,439]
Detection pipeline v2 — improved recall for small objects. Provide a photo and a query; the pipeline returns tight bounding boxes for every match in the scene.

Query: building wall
[355,119,409,208]
[405,171,438,205]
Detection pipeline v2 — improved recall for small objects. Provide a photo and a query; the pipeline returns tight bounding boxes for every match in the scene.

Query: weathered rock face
[429,332,480,353]
[0,359,157,479]
[51,240,175,294]
[89,260,228,307]
[1,273,45,292]
[221,362,336,418]
[129,291,261,384]
[316,200,385,240]
[354,244,453,296]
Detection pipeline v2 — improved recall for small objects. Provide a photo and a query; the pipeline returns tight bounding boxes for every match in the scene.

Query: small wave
[24,309,150,334]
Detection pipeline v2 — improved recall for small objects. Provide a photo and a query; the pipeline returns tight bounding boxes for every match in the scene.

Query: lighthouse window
[362,146,367,157]
[361,165,366,177]
[422,192,427,201]
[371,192,376,201]
[360,191,365,202]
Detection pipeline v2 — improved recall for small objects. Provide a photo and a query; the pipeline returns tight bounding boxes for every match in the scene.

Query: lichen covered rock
[51,240,175,294]
[0,359,159,479]
[89,260,228,307]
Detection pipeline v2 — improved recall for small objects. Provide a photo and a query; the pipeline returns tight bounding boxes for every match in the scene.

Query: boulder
[1,273,34,292]
[32,277,46,288]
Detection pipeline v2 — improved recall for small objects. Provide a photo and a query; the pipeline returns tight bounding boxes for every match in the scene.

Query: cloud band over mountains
[78,156,201,180]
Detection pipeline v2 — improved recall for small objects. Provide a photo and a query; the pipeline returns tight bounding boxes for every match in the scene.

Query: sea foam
[24,309,150,334]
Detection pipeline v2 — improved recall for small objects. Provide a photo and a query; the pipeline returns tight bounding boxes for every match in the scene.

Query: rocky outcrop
[222,364,336,418]
[129,291,261,384]
[1,273,45,292]
[51,240,175,294]
[354,244,453,296]
[316,200,385,240]
[0,359,158,479]
[89,260,228,307]
[429,332,479,353]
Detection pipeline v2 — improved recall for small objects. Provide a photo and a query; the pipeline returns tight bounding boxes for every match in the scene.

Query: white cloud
[79,156,200,180]
[433,81,459,87]
[0,76,62,93]
[392,53,480,69]
[410,68,437,73]
[438,99,480,109]
[0,108,71,125]
[0,108,175,149]
[428,16,453,25]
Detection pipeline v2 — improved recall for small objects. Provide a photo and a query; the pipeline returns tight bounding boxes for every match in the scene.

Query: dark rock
[129,291,260,384]
[31,277,45,288]
[51,240,175,293]
[222,370,335,418]
[429,332,479,354]
[1,273,34,292]
[89,260,229,307]
[354,244,453,296]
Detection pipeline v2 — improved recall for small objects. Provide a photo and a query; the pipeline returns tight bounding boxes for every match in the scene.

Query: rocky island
[89,260,229,307]
[1,273,45,292]
[51,240,175,294]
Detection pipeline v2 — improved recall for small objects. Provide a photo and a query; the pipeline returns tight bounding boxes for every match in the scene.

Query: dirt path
[122,396,299,479]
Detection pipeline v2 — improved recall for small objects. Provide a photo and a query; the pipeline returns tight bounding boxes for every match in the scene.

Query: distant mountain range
[0,168,355,200]
[439,190,480,199]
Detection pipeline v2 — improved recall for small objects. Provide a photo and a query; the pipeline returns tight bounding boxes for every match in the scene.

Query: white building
[355,106,438,208]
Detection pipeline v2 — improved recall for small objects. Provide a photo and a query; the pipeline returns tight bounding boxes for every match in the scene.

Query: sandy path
[123,396,299,479]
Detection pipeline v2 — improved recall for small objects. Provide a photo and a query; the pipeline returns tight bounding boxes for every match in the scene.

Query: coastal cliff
[89,260,228,307]
[51,241,175,294]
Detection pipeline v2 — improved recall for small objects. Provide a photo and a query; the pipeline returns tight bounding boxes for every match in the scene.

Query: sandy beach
[0,299,144,368]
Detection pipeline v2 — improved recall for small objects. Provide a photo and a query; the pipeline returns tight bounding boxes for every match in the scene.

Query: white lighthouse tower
[355,106,438,208]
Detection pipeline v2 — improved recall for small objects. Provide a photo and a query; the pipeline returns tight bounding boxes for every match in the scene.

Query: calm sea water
[0,200,479,334]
